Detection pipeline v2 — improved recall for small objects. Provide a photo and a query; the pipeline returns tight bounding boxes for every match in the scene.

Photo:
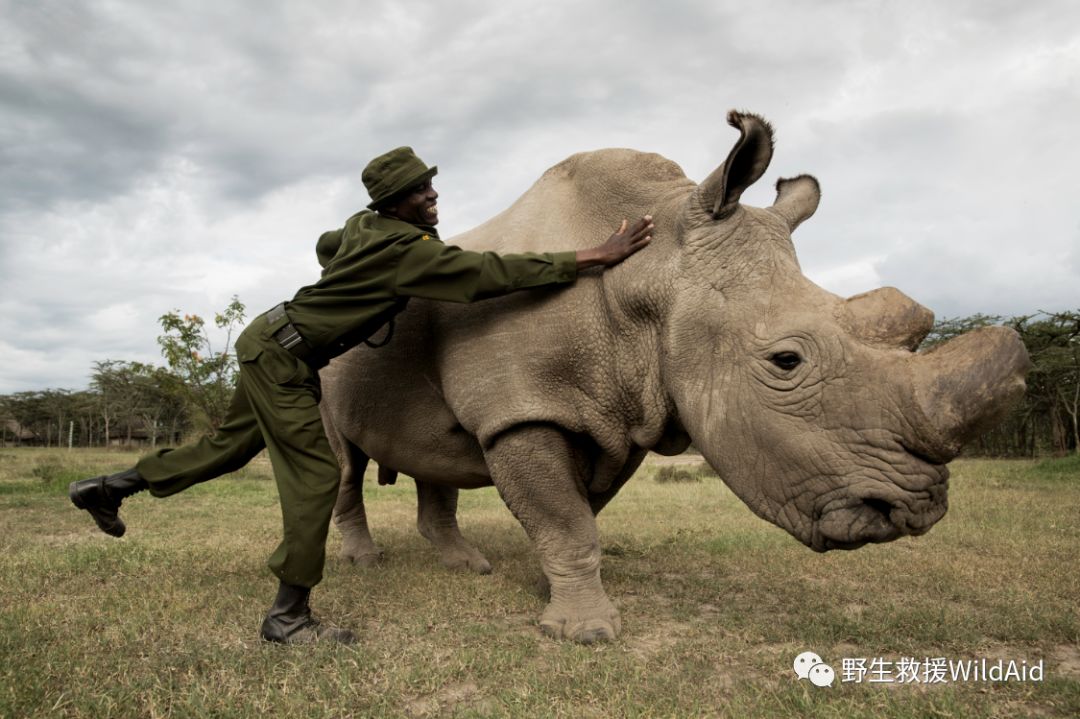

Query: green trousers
[136,324,340,589]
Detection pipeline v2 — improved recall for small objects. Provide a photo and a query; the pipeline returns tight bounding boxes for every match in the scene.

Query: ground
[0,448,1077,718]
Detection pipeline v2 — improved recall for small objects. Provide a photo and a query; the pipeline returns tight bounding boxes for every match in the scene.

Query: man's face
[385,179,438,226]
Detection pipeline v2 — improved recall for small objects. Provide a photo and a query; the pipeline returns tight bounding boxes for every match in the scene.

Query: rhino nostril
[862,497,893,519]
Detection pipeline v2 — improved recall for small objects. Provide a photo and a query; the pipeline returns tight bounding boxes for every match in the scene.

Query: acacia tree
[89,360,191,447]
[1012,311,1080,455]
[129,362,188,447]
[157,296,245,431]
[39,389,73,447]
[69,390,101,447]
[91,360,133,446]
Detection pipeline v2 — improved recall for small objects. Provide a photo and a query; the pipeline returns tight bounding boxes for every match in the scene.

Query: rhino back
[452,148,693,253]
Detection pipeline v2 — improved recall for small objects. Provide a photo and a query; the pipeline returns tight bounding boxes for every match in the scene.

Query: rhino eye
[770,351,801,370]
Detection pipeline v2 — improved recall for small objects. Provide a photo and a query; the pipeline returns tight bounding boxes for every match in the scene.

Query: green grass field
[0,448,1077,718]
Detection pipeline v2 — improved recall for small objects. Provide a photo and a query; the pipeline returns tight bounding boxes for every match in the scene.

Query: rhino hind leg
[415,480,492,575]
[484,424,620,644]
[326,415,384,567]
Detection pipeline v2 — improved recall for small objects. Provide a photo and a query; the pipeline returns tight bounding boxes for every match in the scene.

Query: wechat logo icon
[793,651,835,687]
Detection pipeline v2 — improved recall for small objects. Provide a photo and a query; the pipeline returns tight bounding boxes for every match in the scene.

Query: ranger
[69,146,653,644]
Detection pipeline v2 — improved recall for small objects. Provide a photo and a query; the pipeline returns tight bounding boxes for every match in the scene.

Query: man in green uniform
[69,147,653,645]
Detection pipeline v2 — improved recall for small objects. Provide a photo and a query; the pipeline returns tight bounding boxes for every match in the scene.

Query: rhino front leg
[485,424,620,643]
[326,420,384,567]
[532,447,646,601]
[415,481,492,574]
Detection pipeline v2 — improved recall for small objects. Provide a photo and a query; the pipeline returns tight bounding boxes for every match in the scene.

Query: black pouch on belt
[264,302,315,363]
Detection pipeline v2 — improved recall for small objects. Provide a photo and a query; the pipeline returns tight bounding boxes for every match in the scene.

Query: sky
[1,0,1077,393]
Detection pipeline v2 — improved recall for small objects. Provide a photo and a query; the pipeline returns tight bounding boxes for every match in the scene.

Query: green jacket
[278,211,577,360]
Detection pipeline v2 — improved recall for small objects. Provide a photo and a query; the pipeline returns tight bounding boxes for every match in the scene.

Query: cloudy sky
[1,0,1077,393]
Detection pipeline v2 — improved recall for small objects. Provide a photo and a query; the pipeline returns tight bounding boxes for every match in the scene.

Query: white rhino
[320,111,1030,643]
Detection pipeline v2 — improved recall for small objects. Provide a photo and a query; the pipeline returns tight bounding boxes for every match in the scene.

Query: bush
[653,461,721,483]
[654,466,696,483]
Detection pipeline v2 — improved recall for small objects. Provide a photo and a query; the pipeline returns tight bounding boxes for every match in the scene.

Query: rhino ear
[769,175,820,232]
[698,110,774,220]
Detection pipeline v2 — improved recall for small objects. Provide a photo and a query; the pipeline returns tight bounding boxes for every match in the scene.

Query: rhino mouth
[816,498,903,551]
[810,445,949,552]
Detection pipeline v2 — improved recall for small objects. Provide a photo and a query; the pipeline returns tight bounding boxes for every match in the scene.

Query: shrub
[654,465,700,483]
[653,461,720,483]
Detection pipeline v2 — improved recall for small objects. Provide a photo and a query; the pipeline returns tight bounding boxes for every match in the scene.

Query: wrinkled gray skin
[321,111,1030,643]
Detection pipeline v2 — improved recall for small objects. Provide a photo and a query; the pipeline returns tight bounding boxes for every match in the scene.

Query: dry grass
[0,448,1077,718]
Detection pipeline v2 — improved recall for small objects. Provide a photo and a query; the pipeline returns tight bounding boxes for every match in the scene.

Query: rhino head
[659,111,1030,551]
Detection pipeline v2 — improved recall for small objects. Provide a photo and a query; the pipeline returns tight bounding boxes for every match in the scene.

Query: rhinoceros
[319,111,1030,643]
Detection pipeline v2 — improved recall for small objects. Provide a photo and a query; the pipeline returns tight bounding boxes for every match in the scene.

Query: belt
[265,300,402,370]
[267,302,314,362]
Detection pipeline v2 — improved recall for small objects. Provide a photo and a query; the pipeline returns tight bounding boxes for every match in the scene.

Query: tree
[39,389,73,448]
[1011,311,1080,455]
[157,296,245,431]
[69,390,101,448]
[129,363,189,448]
[90,360,192,448]
[91,360,133,447]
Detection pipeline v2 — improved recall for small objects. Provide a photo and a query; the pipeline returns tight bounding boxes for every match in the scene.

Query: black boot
[260,581,357,645]
[68,468,148,538]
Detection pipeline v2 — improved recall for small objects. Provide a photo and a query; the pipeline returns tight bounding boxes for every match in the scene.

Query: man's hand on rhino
[576,215,653,270]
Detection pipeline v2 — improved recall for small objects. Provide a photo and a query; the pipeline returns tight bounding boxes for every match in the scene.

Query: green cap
[362,146,438,209]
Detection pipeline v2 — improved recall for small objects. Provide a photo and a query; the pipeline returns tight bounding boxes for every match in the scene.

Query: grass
[0,447,1077,718]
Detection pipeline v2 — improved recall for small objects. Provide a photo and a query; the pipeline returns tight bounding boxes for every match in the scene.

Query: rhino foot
[539,599,621,643]
[415,482,492,574]
[339,536,385,567]
[438,545,493,575]
[343,549,383,567]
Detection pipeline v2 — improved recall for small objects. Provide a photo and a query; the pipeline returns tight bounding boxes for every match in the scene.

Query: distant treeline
[2,307,1078,457]
[2,360,206,449]
[1,297,246,449]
